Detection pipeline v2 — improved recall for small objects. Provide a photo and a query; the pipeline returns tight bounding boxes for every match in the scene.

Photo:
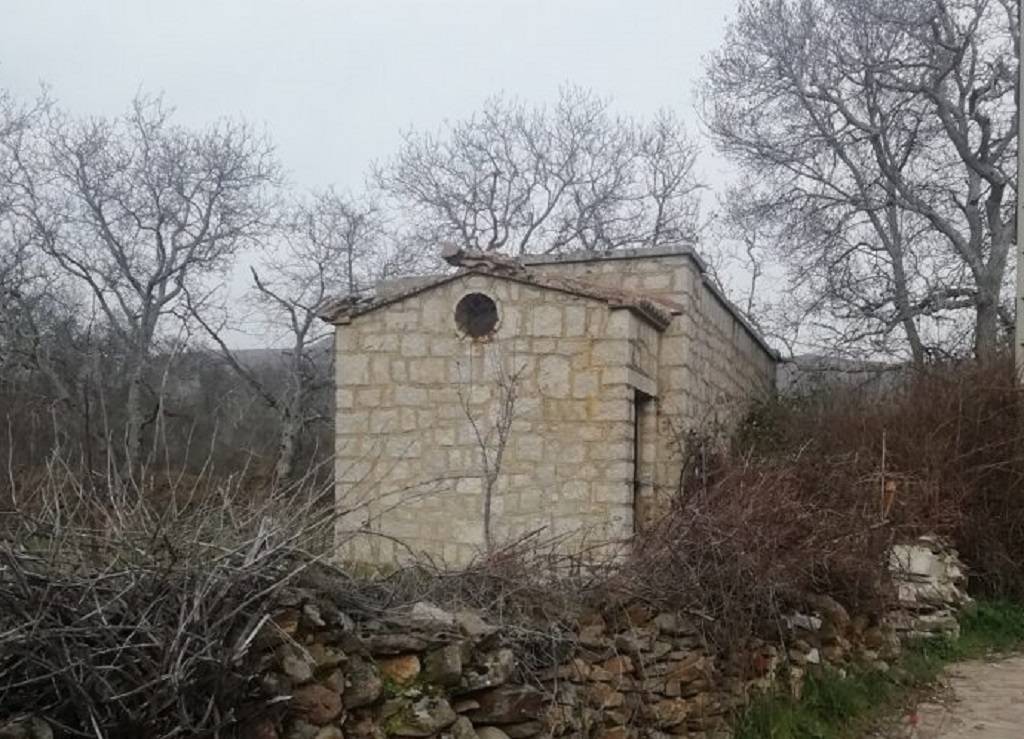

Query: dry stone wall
[235,542,967,739]
[0,541,972,739]
[224,590,923,739]
[0,597,920,739]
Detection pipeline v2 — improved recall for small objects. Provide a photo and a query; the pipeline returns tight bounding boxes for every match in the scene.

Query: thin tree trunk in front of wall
[483,474,495,553]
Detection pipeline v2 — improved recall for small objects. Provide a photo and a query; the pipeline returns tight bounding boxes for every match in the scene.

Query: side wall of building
[333,273,653,566]
[523,250,777,524]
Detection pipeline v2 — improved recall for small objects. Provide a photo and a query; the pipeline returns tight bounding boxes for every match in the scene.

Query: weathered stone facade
[519,249,777,530]
[322,246,777,566]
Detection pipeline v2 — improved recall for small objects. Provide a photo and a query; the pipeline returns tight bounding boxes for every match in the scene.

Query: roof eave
[320,263,675,332]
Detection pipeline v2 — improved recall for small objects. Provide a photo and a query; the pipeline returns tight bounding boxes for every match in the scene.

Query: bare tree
[456,352,524,552]
[704,0,1017,361]
[0,90,53,325]
[375,86,703,256]
[29,95,280,468]
[0,91,100,465]
[190,190,393,481]
[0,91,32,290]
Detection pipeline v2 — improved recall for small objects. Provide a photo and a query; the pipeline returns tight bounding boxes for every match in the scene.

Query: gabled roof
[317,249,679,331]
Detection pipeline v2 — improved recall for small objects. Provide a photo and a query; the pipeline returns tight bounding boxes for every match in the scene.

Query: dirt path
[877,654,1024,738]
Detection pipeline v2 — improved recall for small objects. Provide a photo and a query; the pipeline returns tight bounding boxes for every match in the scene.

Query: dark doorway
[632,390,654,534]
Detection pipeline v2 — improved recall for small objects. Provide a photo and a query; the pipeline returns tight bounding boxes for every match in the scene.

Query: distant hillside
[219,340,332,370]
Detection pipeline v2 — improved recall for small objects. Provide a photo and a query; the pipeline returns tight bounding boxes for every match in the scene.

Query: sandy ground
[874,654,1024,738]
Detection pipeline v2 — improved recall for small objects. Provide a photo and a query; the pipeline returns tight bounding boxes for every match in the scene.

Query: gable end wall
[333,273,653,566]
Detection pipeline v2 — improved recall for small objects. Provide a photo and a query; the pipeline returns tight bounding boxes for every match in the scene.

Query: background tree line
[0,86,703,482]
[0,0,1017,483]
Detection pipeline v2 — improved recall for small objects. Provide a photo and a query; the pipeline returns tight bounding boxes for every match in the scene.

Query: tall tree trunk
[975,287,1002,362]
[124,363,145,471]
[901,314,926,366]
[124,319,156,474]
[975,185,1013,363]
[887,218,926,365]
[275,411,301,482]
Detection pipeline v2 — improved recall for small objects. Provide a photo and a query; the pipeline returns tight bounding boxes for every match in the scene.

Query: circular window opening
[455,292,499,338]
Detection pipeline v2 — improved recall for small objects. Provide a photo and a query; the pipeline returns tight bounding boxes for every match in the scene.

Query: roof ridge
[317,259,676,331]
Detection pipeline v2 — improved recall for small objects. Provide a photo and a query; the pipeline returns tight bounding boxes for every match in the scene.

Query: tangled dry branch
[0,463,341,738]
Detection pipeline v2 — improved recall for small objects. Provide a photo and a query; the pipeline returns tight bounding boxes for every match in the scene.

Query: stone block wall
[523,249,775,422]
[335,273,658,566]
[522,248,777,521]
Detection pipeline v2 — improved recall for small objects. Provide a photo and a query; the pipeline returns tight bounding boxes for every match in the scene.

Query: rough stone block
[342,354,371,385]
[335,389,354,409]
[530,305,563,337]
[362,333,399,352]
[395,386,428,406]
[564,306,587,336]
[410,358,447,384]
[401,334,429,357]
[537,356,571,398]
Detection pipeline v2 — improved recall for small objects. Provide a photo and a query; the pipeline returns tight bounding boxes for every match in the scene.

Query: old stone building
[319,244,777,566]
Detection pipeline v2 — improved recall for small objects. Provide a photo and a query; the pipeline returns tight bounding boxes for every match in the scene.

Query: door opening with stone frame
[632,389,656,534]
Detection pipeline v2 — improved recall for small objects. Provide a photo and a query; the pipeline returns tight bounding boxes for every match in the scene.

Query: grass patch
[957,599,1024,655]
[733,601,1024,739]
[735,667,894,739]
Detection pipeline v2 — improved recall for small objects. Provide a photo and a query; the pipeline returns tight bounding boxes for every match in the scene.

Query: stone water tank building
[319,245,777,565]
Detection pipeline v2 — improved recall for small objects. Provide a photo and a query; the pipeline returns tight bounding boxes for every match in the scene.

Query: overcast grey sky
[1,1,749,348]
[1,0,736,192]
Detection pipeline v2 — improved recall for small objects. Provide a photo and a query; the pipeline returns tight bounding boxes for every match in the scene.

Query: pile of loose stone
[888,535,973,641]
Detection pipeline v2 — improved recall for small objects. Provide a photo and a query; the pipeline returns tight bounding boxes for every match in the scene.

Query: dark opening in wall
[455,293,498,338]
[633,390,655,534]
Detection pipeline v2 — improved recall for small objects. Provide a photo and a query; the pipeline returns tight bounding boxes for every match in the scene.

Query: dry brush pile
[730,358,1024,600]
[0,463,343,738]
[612,359,1024,647]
